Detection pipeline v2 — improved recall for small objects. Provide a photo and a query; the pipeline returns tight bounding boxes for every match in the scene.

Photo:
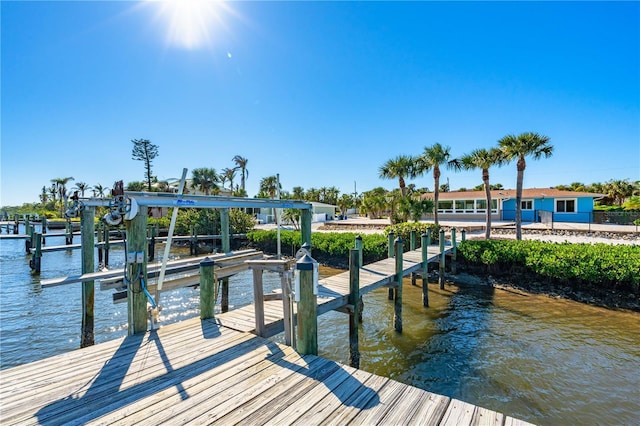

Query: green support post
[41,217,47,246]
[81,206,96,347]
[126,205,149,335]
[25,226,33,255]
[426,228,431,247]
[439,229,445,290]
[410,230,417,251]
[199,257,216,320]
[461,229,466,242]
[349,248,360,368]
[394,237,403,332]
[296,254,317,355]
[32,232,42,274]
[354,235,363,268]
[421,232,429,307]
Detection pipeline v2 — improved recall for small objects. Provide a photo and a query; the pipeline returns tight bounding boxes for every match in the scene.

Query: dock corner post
[439,229,445,290]
[461,229,466,242]
[421,232,429,307]
[301,208,312,255]
[199,257,216,320]
[451,228,457,275]
[394,237,403,332]
[354,235,363,268]
[126,205,149,335]
[349,248,360,368]
[296,254,317,356]
[221,208,230,254]
[387,231,395,300]
[81,206,96,347]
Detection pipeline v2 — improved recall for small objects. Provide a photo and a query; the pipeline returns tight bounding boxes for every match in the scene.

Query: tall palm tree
[93,183,105,198]
[222,167,237,192]
[48,185,57,204]
[259,175,281,223]
[499,132,553,240]
[232,155,249,192]
[51,177,74,217]
[74,182,89,197]
[379,155,417,197]
[191,168,219,195]
[418,143,454,225]
[292,186,305,200]
[455,147,505,239]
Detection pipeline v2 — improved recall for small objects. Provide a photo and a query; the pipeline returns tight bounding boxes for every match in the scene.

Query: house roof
[421,188,606,200]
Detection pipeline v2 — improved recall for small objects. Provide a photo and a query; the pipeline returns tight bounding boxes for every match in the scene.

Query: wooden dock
[0,316,533,425]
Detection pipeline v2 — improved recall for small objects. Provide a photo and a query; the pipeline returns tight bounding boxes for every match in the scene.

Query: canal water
[1,225,638,425]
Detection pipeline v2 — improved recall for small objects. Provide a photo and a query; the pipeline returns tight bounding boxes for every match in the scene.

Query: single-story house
[420,188,605,224]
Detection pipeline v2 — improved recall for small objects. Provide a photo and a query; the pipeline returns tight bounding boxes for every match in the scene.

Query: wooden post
[220,208,230,253]
[354,235,363,267]
[199,257,216,320]
[410,230,417,286]
[97,221,104,265]
[81,206,96,347]
[25,227,33,255]
[41,217,47,245]
[65,220,73,245]
[32,233,42,274]
[103,225,110,267]
[296,254,317,355]
[439,229,445,290]
[451,227,457,275]
[426,228,431,247]
[387,230,395,300]
[252,268,265,336]
[13,214,19,234]
[190,225,196,256]
[126,205,149,335]
[349,248,360,368]
[301,208,312,254]
[394,238,403,332]
[461,229,466,242]
[421,232,429,307]
[148,225,156,262]
[280,266,294,347]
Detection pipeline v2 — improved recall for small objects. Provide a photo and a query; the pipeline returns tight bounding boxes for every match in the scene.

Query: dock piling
[32,233,42,273]
[354,235,363,267]
[81,206,96,347]
[451,228,457,275]
[126,205,149,335]
[199,257,216,320]
[296,254,317,356]
[439,229,445,289]
[394,238,403,332]
[349,248,360,368]
[387,231,395,300]
[421,232,429,307]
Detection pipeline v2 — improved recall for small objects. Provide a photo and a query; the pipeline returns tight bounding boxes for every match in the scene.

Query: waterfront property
[421,188,604,224]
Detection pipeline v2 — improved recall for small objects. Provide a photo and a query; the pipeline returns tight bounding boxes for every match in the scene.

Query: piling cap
[301,242,311,250]
[296,253,315,270]
[200,257,215,267]
[355,235,362,241]
[394,237,403,244]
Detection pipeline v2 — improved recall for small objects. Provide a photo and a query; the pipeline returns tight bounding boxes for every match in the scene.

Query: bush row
[458,240,640,292]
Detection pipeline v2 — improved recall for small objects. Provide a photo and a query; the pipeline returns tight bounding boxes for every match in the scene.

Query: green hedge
[384,222,441,244]
[246,230,389,266]
[458,240,640,292]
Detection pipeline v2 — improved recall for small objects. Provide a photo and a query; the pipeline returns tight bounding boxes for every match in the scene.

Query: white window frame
[521,199,533,210]
[555,198,577,213]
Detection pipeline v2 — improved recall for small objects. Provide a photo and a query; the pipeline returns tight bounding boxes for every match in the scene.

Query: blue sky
[2,1,639,206]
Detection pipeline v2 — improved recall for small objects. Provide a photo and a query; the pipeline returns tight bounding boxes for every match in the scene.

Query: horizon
[2,1,639,207]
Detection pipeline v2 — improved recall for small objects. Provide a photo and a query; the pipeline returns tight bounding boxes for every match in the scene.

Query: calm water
[1,225,639,425]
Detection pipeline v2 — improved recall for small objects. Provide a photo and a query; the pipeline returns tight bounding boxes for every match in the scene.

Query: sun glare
[151,0,225,49]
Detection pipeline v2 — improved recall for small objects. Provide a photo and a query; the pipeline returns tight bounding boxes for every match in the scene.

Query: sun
[150,0,226,50]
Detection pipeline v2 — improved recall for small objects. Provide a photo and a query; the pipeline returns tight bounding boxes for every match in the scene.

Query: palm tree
[40,186,48,205]
[455,147,505,239]
[604,179,635,206]
[232,155,249,192]
[222,168,237,192]
[259,175,281,223]
[379,155,417,197]
[51,177,74,217]
[93,183,105,198]
[74,182,89,197]
[292,186,305,200]
[48,185,57,204]
[417,143,454,225]
[191,168,219,195]
[499,132,553,240]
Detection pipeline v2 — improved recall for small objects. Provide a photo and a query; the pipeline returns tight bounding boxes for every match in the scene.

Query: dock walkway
[0,316,532,425]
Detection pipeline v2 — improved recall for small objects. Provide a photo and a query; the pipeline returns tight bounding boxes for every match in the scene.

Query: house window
[521,200,533,210]
[556,199,576,213]
[438,200,453,212]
